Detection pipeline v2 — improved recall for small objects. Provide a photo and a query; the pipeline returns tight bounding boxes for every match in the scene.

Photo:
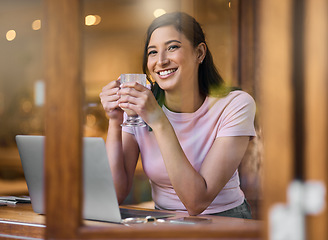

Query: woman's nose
[158,52,169,66]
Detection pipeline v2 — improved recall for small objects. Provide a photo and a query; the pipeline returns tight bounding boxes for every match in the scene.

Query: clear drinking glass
[120,74,147,127]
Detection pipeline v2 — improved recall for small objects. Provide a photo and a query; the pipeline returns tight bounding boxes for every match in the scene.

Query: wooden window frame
[44,0,83,238]
[43,0,328,239]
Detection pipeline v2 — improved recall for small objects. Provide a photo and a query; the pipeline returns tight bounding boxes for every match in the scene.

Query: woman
[99,12,256,218]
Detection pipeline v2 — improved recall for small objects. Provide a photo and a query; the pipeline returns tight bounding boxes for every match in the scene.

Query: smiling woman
[99,11,256,218]
[146,25,205,105]
[83,0,244,210]
[143,12,222,111]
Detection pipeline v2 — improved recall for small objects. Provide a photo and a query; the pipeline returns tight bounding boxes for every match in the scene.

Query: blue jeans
[209,199,252,219]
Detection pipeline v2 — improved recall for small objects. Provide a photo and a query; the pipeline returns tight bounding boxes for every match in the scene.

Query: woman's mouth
[157,68,177,77]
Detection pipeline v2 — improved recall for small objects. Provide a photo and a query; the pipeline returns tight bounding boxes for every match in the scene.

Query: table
[0,203,262,239]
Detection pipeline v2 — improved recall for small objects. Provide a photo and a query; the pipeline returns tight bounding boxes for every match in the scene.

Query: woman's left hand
[117,82,165,127]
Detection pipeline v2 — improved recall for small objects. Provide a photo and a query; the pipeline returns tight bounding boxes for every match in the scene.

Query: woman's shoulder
[208,90,255,109]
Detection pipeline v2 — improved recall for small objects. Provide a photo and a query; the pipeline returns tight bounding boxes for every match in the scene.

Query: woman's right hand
[99,79,124,122]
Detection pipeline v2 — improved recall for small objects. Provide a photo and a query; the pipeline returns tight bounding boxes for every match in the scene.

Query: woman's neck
[164,91,205,113]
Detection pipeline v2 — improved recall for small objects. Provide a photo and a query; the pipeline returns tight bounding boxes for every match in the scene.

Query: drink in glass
[120,74,147,127]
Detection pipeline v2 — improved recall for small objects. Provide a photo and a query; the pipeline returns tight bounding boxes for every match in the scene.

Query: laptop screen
[16,135,175,223]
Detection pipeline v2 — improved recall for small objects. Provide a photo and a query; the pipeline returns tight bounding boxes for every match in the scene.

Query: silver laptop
[15,135,174,223]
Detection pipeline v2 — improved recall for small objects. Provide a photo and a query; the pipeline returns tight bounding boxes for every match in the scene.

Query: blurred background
[0,0,262,218]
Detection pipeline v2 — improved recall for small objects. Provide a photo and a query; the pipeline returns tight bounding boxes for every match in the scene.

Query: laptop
[15,135,175,223]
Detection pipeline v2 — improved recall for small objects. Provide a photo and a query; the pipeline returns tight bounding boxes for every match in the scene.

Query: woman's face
[147,25,201,93]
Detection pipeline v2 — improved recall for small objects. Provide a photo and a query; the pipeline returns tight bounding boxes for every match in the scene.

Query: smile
[157,68,177,77]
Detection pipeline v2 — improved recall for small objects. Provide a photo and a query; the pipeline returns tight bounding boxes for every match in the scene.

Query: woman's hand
[118,82,165,128]
[99,79,124,123]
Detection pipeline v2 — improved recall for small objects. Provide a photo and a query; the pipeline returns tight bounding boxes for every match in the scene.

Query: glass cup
[120,74,147,127]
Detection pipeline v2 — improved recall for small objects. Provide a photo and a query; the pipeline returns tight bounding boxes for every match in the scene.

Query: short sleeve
[216,92,256,138]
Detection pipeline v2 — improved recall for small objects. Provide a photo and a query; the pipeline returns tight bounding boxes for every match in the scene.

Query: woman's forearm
[106,119,129,203]
[151,118,213,215]
[152,116,249,215]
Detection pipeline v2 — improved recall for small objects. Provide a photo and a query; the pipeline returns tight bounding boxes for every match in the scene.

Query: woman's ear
[196,42,206,64]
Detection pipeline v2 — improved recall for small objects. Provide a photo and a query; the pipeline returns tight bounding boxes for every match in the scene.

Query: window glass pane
[0,0,43,195]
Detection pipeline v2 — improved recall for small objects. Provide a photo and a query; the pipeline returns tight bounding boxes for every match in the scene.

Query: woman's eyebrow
[165,40,182,45]
[147,45,156,50]
[147,40,182,50]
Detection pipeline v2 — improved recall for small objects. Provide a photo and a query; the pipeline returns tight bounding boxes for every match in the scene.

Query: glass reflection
[0,0,263,220]
[0,0,43,195]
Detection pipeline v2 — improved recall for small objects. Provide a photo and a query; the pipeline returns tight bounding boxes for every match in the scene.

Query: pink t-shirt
[123,90,256,214]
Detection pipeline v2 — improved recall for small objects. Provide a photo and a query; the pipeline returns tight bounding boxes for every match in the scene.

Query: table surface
[0,203,263,239]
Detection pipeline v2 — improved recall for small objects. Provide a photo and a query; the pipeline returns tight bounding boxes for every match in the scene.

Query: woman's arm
[106,119,139,204]
[118,83,253,215]
[100,80,139,204]
[152,117,249,215]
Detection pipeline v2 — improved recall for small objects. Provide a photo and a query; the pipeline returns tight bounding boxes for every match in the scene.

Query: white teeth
[158,69,176,76]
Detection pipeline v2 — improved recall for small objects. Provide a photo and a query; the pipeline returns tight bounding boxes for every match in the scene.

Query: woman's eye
[168,45,180,51]
[148,50,157,56]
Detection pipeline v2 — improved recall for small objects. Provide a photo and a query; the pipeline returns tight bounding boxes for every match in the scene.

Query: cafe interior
[0,0,327,239]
